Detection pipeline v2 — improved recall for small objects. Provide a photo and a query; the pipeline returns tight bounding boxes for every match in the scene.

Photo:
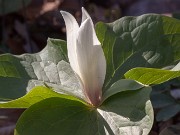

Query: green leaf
[0,86,85,108]
[96,14,180,90]
[156,104,180,121]
[0,0,31,15]
[124,68,180,85]
[151,92,176,108]
[100,87,153,135]
[102,79,144,102]
[0,38,85,102]
[15,97,101,135]
[0,61,20,77]
[15,87,153,135]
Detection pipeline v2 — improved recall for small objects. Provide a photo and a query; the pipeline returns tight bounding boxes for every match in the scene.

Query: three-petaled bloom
[61,8,106,107]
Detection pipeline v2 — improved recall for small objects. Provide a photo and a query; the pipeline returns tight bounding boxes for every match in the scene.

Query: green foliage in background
[0,0,31,15]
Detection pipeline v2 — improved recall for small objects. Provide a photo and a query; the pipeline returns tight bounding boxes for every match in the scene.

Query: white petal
[171,61,180,71]
[76,18,106,106]
[81,7,91,23]
[60,11,80,75]
[81,7,100,45]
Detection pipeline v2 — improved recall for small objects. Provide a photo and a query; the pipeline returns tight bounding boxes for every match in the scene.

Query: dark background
[0,0,180,134]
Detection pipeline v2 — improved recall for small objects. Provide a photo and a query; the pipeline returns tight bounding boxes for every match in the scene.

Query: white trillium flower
[61,7,106,106]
